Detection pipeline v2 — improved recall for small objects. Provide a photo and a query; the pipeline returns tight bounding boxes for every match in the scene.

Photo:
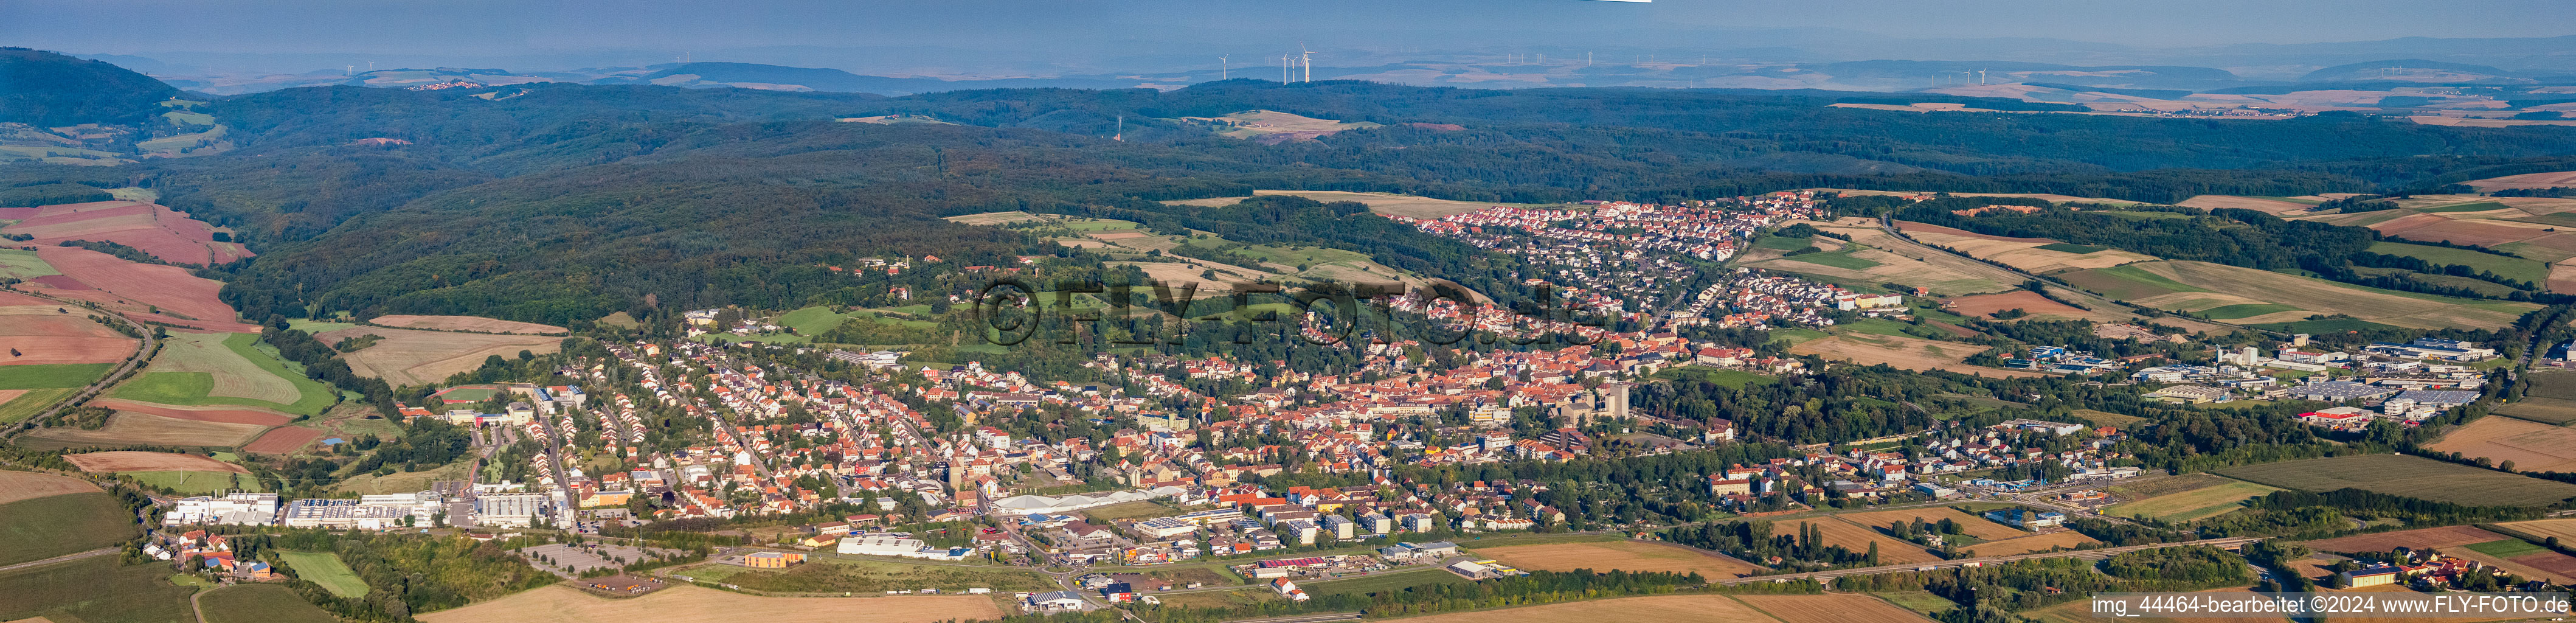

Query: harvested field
[2497,519,2576,545]
[2375,215,2555,247]
[241,426,322,454]
[1939,290,2108,322]
[1960,531,2099,556]
[1902,227,2159,275]
[1780,518,1942,564]
[2423,416,2576,473]
[2103,478,2279,522]
[1894,221,2050,243]
[2464,170,2576,192]
[60,450,244,473]
[2304,525,2510,553]
[22,411,269,449]
[2026,590,2284,623]
[1737,593,1931,623]
[2450,544,2576,584]
[0,201,250,265]
[19,246,256,332]
[1802,226,2017,296]
[1836,507,2026,540]
[1475,540,1760,579]
[415,585,1003,623]
[0,470,99,504]
[86,399,289,425]
[369,315,567,335]
[2221,454,2576,506]
[130,332,299,404]
[940,211,1044,226]
[2178,195,2317,214]
[316,325,561,386]
[2063,260,2534,330]
[0,306,138,366]
[1791,333,2049,379]
[1388,594,1783,623]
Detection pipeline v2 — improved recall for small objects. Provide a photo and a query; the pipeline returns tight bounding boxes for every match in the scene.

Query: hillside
[0,47,178,127]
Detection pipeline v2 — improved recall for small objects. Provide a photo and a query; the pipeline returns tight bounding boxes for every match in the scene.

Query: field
[687,554,1056,593]
[2495,519,2576,545]
[1835,507,2026,540]
[940,211,1045,226]
[242,425,324,454]
[0,200,251,265]
[1652,367,1778,389]
[19,411,270,450]
[0,248,60,279]
[1475,540,1761,579]
[1302,568,1470,596]
[1873,591,1958,615]
[200,584,338,623]
[2024,590,2285,623]
[415,585,1003,623]
[368,315,567,334]
[14,246,258,332]
[109,332,334,414]
[0,305,138,366]
[314,325,562,386]
[1238,190,1560,219]
[1790,333,2048,379]
[1958,531,2100,556]
[0,470,98,504]
[2221,454,2576,506]
[2304,524,2512,553]
[0,363,110,389]
[0,492,140,566]
[1762,223,2018,296]
[2423,416,2576,473]
[1388,594,1787,623]
[1180,111,1385,145]
[279,551,369,597]
[61,450,246,473]
[0,553,199,623]
[1780,518,1942,564]
[1079,500,1180,523]
[0,388,77,423]
[1896,221,2159,274]
[2058,260,2535,330]
[2367,242,2551,284]
[1737,593,1933,623]
[2176,195,2319,214]
[2102,478,2280,522]
[1939,290,2112,322]
[87,399,291,425]
[120,470,264,493]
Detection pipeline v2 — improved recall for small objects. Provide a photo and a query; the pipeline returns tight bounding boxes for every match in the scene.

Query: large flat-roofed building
[282,499,410,529]
[164,492,280,527]
[838,535,929,557]
[474,492,551,528]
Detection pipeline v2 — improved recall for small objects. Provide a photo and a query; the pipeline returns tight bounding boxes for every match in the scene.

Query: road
[0,546,119,574]
[1713,536,2262,585]
[1,288,161,438]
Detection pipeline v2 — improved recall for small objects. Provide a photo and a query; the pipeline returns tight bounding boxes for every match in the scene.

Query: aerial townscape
[7,3,2576,623]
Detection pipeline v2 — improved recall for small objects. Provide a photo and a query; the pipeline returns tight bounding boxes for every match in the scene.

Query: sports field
[0,492,139,566]
[0,552,199,623]
[1388,594,1790,623]
[2102,478,2280,522]
[415,585,1003,623]
[2060,260,2535,330]
[1475,540,1761,579]
[201,585,335,623]
[279,551,367,597]
[108,332,334,415]
[2423,416,2576,473]
[2221,454,2576,506]
[1737,593,1934,623]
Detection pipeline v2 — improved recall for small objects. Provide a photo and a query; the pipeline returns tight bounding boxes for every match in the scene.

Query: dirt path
[191,584,210,623]
[0,546,117,573]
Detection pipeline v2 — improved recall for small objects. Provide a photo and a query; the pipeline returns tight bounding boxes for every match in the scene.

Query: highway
[1710,536,2262,586]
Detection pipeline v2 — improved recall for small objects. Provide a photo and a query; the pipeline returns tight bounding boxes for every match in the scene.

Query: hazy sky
[6,0,2571,71]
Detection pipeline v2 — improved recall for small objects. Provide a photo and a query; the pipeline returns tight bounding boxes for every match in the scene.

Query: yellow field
[1902,229,2158,274]
[0,470,99,504]
[1475,540,1760,579]
[1835,507,2025,540]
[1790,333,2051,379]
[2176,195,2316,215]
[1779,518,1943,565]
[415,585,1001,623]
[1388,594,1784,623]
[1737,594,1933,623]
[940,211,1044,226]
[1958,531,2099,556]
[315,326,561,386]
[2498,519,2576,544]
[2423,416,2576,473]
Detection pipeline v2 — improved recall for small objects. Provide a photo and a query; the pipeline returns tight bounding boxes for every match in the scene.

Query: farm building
[2344,566,2401,588]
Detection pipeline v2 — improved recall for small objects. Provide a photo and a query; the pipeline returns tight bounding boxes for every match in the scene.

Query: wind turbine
[1219,55,1228,81]
[1300,43,1312,83]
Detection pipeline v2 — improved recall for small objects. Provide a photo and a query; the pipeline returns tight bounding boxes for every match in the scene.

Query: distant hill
[0,47,179,127]
[2299,59,2522,83]
[617,61,1151,95]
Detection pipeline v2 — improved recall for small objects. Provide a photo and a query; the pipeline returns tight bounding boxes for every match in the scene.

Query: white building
[164,492,280,526]
[474,492,551,528]
[282,498,410,529]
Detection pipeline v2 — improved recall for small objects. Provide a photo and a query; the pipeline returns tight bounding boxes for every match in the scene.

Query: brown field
[1780,518,1943,565]
[2447,545,2576,584]
[2497,519,2576,545]
[369,315,567,335]
[2372,215,2553,247]
[87,399,291,425]
[414,585,1003,623]
[61,450,246,473]
[0,201,250,265]
[1960,531,2100,556]
[2465,171,2576,191]
[2303,525,2507,553]
[2422,416,2576,473]
[315,326,561,386]
[1737,594,1931,623]
[1475,540,1761,579]
[1388,594,1783,623]
[241,426,323,454]
[1896,226,2156,274]
[2106,260,2535,330]
[1835,507,2026,540]
[1790,334,2050,379]
[2176,195,2316,214]
[15,246,257,333]
[1794,225,2017,296]
[0,470,99,503]
[2555,263,2576,296]
[1939,290,2108,322]
[1243,190,1549,219]
[25,411,270,449]
[0,307,137,366]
